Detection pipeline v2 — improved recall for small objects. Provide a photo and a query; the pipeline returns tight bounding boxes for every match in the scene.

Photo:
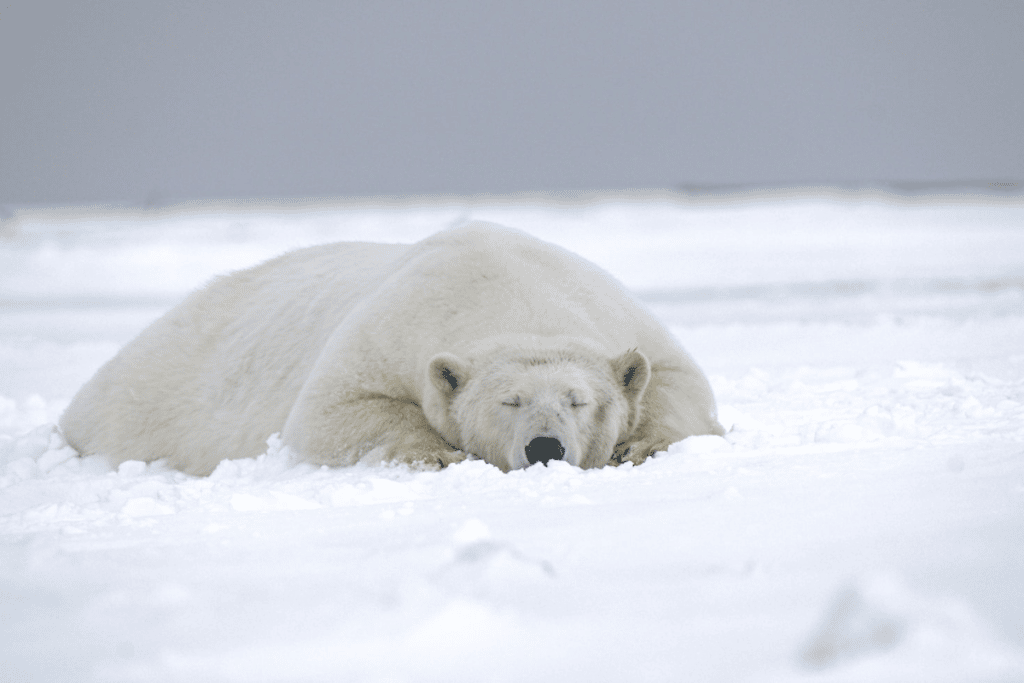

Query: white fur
[61,222,723,475]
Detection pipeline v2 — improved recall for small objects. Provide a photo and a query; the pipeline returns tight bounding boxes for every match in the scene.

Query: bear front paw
[435,449,468,469]
[611,440,669,467]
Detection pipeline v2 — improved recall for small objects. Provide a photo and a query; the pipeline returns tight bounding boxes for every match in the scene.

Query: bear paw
[401,447,468,470]
[611,440,669,467]
[434,449,468,469]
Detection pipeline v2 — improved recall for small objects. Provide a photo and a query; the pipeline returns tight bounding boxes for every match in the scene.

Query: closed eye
[502,399,521,407]
[571,402,588,408]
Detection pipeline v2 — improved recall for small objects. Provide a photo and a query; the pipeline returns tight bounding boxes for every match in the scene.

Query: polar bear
[60,222,723,475]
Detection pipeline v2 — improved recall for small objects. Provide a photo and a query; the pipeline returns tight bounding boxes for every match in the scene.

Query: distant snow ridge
[800,576,1024,682]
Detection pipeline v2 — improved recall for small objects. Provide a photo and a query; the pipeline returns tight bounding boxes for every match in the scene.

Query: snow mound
[799,576,1024,683]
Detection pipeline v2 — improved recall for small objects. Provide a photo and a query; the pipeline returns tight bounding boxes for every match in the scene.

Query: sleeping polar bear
[60,222,723,475]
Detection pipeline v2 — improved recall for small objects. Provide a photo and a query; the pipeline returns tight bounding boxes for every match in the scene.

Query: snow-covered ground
[2,192,1023,682]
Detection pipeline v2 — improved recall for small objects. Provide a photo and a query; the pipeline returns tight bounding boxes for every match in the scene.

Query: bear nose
[526,437,565,465]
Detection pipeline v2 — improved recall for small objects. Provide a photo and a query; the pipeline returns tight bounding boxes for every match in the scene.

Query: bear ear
[611,348,651,402]
[428,352,470,399]
[611,348,651,434]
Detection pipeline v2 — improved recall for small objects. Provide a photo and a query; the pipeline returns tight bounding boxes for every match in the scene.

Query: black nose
[526,437,565,465]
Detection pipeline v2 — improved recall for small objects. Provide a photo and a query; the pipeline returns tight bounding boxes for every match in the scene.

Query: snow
[2,193,1023,682]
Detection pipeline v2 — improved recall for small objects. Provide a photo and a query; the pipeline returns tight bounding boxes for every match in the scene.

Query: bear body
[60,223,723,475]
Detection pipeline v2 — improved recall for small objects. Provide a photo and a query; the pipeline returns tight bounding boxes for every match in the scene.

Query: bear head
[423,343,650,471]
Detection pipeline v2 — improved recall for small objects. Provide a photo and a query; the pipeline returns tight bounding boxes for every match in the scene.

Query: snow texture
[2,194,1023,682]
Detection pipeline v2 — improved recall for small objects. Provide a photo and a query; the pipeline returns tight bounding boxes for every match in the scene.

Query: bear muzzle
[525,436,566,465]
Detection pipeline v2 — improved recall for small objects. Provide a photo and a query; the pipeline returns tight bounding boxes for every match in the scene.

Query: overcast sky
[2,1,1021,206]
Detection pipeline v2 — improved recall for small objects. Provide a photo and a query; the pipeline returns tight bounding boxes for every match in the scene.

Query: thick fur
[60,223,723,475]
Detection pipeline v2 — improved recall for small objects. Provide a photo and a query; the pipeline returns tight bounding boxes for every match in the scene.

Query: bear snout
[525,437,565,465]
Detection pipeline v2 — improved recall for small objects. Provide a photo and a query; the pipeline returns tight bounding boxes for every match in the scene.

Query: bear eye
[501,398,521,408]
[571,401,588,408]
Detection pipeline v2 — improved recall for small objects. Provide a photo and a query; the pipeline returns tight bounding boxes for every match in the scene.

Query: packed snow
[2,192,1023,682]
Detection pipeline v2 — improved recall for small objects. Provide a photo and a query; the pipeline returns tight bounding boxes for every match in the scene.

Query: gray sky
[2,1,1021,205]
